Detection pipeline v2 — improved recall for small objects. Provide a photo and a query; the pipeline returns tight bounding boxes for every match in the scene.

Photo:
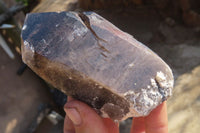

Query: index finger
[145,101,168,133]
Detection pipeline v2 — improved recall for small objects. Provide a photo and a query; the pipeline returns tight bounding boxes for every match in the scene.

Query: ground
[0,46,53,133]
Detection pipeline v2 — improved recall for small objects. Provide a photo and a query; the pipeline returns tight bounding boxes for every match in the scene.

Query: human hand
[63,97,168,133]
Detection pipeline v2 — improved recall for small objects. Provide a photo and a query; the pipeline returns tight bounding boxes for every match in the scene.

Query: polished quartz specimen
[21,11,174,121]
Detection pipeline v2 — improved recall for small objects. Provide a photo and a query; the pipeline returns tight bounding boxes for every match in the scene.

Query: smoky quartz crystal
[21,11,174,121]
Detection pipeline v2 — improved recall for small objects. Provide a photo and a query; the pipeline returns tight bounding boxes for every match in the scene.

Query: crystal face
[21,11,174,121]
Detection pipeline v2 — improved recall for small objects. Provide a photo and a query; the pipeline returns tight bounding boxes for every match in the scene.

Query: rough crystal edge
[123,71,174,117]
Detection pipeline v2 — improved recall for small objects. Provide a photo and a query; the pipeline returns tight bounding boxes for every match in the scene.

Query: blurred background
[0,0,200,133]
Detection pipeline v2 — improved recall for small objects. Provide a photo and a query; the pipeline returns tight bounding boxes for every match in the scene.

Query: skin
[64,97,168,133]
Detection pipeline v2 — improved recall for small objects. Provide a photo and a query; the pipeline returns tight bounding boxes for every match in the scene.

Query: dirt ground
[0,0,200,133]
[0,46,53,133]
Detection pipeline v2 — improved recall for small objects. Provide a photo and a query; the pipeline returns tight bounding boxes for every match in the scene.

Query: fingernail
[65,108,82,126]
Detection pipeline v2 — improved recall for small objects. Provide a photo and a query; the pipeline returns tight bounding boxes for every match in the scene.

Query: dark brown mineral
[21,11,174,121]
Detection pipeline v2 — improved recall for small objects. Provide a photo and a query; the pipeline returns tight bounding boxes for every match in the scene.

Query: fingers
[131,102,168,133]
[102,118,119,133]
[130,117,145,133]
[145,101,168,133]
[64,99,119,133]
[64,114,75,133]
[64,97,168,133]
[63,97,75,133]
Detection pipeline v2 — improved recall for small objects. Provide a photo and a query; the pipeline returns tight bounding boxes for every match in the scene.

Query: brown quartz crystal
[21,11,174,121]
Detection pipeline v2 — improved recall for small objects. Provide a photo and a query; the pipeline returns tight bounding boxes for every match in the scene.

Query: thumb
[64,100,119,133]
